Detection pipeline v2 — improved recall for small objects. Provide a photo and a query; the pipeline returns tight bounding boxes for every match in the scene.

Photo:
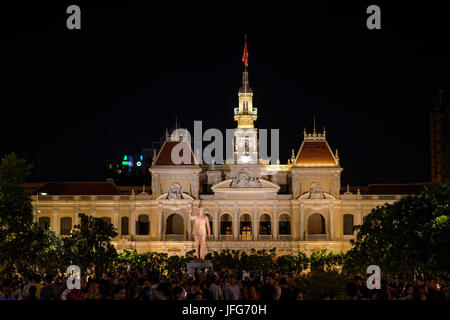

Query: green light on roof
[123,155,127,161]
[122,161,129,166]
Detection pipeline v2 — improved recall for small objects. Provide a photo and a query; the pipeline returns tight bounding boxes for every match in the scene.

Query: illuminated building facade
[31,67,425,256]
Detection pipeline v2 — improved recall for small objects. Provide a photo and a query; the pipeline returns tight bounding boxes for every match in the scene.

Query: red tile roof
[154,140,197,166]
[295,141,337,166]
[35,182,121,195]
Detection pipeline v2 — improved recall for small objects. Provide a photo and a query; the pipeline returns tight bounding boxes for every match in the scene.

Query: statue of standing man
[188,207,211,261]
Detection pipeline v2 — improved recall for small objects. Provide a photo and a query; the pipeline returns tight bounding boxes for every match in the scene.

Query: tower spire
[235,35,257,129]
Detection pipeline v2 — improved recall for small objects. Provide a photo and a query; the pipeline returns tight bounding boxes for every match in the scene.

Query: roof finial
[165,127,169,141]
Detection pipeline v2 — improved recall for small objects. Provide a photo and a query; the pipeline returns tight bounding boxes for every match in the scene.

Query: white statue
[188,207,211,261]
[167,183,184,199]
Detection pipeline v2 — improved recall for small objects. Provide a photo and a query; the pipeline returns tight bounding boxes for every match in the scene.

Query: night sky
[4,3,450,186]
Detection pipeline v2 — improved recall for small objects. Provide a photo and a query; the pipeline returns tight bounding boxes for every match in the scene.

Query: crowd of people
[1,268,449,300]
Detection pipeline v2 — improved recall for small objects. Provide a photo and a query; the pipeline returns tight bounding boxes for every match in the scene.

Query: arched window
[259,214,271,235]
[343,214,354,235]
[121,217,129,235]
[60,217,72,235]
[240,214,252,240]
[278,214,291,235]
[136,214,149,235]
[39,217,50,230]
[220,214,232,235]
[308,214,325,234]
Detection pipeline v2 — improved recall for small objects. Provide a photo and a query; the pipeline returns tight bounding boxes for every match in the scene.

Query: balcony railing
[133,235,150,241]
[306,234,327,241]
[258,235,272,241]
[219,235,233,241]
[239,235,252,241]
[340,194,405,201]
[233,107,257,115]
[165,234,185,241]
[278,235,292,241]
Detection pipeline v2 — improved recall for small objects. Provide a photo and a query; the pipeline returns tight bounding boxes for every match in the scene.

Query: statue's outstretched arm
[188,208,197,221]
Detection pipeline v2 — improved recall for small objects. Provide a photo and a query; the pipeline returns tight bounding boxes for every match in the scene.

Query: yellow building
[31,68,424,256]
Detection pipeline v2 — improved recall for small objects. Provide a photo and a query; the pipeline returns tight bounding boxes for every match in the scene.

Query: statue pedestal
[186,261,213,274]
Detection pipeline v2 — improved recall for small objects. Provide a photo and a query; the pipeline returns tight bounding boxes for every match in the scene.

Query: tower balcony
[234,107,257,115]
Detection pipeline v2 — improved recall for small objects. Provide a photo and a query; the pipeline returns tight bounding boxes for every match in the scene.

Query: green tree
[310,249,344,272]
[0,153,37,277]
[345,182,450,281]
[63,214,118,277]
[275,252,309,276]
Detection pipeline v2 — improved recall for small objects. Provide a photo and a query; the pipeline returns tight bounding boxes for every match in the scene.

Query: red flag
[242,38,248,67]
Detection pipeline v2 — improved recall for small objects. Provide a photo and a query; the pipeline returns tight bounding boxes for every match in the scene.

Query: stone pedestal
[186,261,213,274]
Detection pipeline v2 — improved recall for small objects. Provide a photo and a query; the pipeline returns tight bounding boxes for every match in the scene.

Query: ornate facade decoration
[166,183,184,199]
[230,170,262,188]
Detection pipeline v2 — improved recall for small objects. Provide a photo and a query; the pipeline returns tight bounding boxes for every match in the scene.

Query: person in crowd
[223,275,241,300]
[279,277,295,300]
[260,275,277,300]
[208,276,222,300]
[345,282,359,300]
[40,275,61,300]
[21,285,38,300]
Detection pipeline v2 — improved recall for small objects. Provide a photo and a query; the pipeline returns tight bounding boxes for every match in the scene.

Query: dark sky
[4,2,450,186]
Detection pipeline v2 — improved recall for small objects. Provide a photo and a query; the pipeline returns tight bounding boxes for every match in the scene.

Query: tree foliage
[62,214,118,276]
[345,182,450,280]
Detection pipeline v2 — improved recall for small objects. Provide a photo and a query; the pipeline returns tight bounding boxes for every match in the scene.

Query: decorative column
[113,205,119,233]
[253,205,258,240]
[74,204,80,227]
[214,211,219,240]
[158,205,163,240]
[52,205,58,232]
[130,206,136,236]
[299,204,305,241]
[151,173,160,198]
[273,207,278,240]
[192,173,199,199]
[187,207,192,241]
[329,205,334,241]
[233,205,239,240]
[357,204,362,225]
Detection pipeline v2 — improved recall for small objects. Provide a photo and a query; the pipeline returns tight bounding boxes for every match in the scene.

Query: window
[259,222,271,235]
[343,214,354,235]
[241,224,251,240]
[136,214,149,235]
[60,217,72,235]
[121,217,129,235]
[279,221,291,235]
[278,184,289,194]
[220,222,232,235]
[244,139,249,155]
[39,217,50,230]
